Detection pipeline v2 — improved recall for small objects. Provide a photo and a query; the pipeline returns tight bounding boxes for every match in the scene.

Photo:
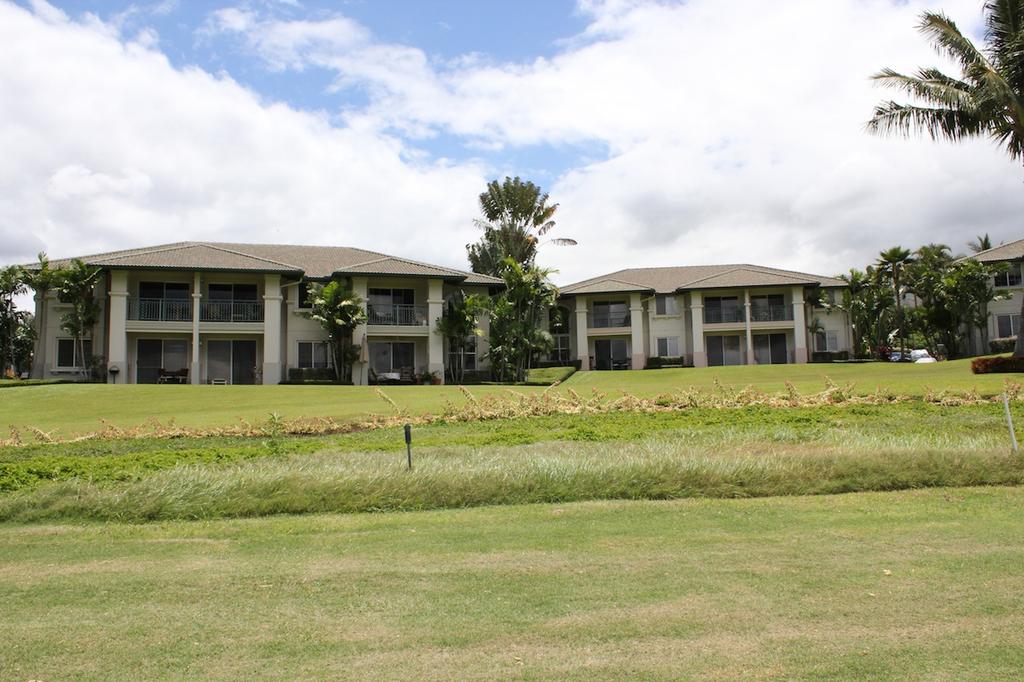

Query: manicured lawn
[0,357,1013,436]
[2,487,1022,679]
[569,355,1007,395]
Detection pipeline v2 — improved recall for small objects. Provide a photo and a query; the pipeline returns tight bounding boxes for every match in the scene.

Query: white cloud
[0,0,487,279]
[2,0,1023,298]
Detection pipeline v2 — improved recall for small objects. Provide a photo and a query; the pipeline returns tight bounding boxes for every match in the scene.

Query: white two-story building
[552,264,851,369]
[966,238,1024,348]
[28,242,500,384]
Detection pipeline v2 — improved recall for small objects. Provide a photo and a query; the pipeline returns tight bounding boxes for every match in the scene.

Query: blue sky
[2,0,1023,289]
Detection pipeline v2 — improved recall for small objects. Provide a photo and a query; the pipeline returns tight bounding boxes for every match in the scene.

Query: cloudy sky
[2,0,1022,298]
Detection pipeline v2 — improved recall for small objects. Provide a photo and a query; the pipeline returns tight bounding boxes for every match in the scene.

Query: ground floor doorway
[136,339,189,384]
[707,335,742,366]
[594,338,629,370]
[207,339,258,384]
[753,333,789,364]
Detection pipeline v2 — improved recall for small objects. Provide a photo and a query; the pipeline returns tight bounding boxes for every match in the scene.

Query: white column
[107,270,128,384]
[352,277,368,385]
[792,286,808,364]
[574,295,589,370]
[262,274,283,384]
[427,278,445,383]
[744,288,754,365]
[629,292,645,370]
[690,291,706,367]
[191,272,201,385]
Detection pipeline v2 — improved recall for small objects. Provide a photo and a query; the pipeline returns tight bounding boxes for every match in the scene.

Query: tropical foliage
[56,259,102,379]
[466,176,576,277]
[485,259,558,382]
[834,241,1007,359]
[435,289,487,384]
[21,254,61,379]
[869,0,1024,354]
[0,266,28,377]
[301,280,366,383]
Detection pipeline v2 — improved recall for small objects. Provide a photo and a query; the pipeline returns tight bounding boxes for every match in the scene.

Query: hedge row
[971,356,1024,374]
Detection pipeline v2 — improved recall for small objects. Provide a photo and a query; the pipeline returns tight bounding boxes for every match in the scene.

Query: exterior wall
[35,276,108,380]
[560,285,853,369]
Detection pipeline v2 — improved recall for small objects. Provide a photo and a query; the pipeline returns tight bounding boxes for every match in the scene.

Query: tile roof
[560,264,847,295]
[31,241,503,285]
[962,238,1024,263]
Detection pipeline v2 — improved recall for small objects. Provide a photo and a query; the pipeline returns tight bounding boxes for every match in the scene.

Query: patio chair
[399,366,414,384]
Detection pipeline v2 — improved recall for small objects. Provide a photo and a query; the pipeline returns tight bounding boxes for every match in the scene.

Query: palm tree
[0,265,26,377]
[876,247,915,358]
[968,233,994,253]
[22,253,60,379]
[467,177,576,276]
[435,290,485,384]
[57,259,102,379]
[302,280,367,383]
[868,1,1024,355]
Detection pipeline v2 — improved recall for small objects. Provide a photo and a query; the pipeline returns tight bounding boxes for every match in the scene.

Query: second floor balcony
[367,303,428,326]
[589,312,631,328]
[704,307,745,324]
[749,305,793,322]
[127,298,264,323]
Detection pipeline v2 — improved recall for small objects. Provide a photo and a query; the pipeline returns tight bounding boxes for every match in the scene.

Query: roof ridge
[87,242,206,263]
[199,243,302,270]
[680,266,746,287]
[964,237,1024,259]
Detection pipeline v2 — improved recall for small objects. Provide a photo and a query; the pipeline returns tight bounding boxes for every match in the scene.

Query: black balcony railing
[128,298,192,321]
[367,304,428,326]
[589,312,631,328]
[749,305,793,322]
[200,300,263,323]
[704,307,745,324]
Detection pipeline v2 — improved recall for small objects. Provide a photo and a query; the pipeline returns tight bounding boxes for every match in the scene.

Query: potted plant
[420,370,441,385]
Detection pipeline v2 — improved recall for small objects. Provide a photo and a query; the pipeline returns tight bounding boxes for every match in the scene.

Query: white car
[910,349,937,364]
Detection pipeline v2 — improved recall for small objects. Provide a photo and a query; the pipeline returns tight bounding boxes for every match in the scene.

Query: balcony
[704,308,745,324]
[749,305,793,322]
[128,298,192,322]
[200,300,263,323]
[589,312,631,328]
[367,304,428,326]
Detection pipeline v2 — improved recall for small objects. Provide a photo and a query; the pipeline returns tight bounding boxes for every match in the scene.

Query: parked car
[910,349,937,364]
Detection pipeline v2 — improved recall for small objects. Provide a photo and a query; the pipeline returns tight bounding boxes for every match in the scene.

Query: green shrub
[524,366,576,385]
[286,367,338,382]
[989,337,1017,354]
[971,355,1024,374]
[645,356,685,369]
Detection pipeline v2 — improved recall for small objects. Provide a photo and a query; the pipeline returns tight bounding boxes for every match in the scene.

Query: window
[815,330,840,352]
[704,297,742,323]
[750,294,788,322]
[137,282,191,321]
[551,334,571,363]
[449,336,477,371]
[298,341,331,369]
[370,341,416,373]
[56,338,92,368]
[656,337,680,357]
[591,301,629,328]
[655,295,678,316]
[368,288,415,307]
[209,283,258,300]
[997,314,1021,338]
[549,306,570,334]
[994,263,1022,287]
[297,282,315,309]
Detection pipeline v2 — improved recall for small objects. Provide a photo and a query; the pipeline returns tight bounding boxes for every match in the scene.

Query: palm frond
[871,68,975,108]
[918,12,993,77]
[867,101,986,140]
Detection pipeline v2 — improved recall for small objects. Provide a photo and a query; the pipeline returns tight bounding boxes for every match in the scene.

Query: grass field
[0,356,1012,436]
[2,487,1023,680]
[3,403,1022,522]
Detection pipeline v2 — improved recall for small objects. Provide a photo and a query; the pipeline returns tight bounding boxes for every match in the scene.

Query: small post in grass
[404,423,413,470]
[1003,393,1019,454]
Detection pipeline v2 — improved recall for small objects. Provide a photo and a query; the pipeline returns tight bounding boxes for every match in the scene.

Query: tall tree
[485,259,558,382]
[968,233,994,253]
[302,280,367,383]
[876,247,915,358]
[57,259,102,379]
[467,177,576,277]
[868,1,1024,354]
[22,253,60,379]
[0,265,26,377]
[435,290,486,384]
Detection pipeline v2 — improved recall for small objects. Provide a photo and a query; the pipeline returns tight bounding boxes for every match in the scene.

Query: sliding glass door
[136,339,189,383]
[594,338,629,370]
[753,333,788,364]
[206,339,258,384]
[706,335,742,366]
